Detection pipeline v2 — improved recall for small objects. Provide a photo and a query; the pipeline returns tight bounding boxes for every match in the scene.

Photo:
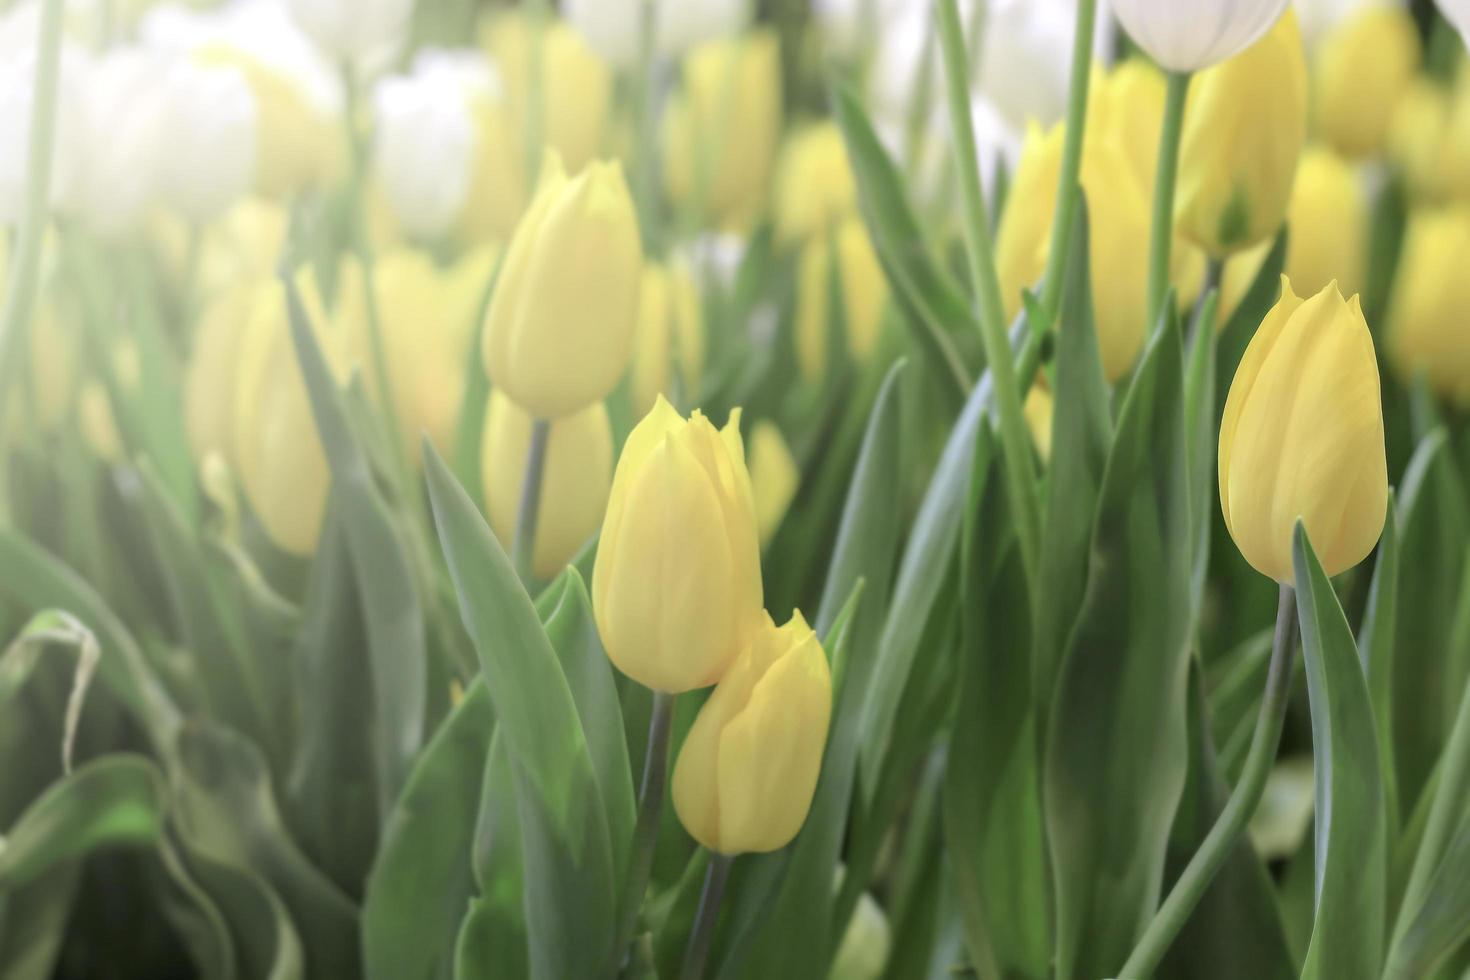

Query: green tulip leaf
[0,864,79,980]
[1360,491,1401,840]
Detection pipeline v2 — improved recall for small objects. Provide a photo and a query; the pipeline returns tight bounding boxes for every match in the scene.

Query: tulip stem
[681,851,733,980]
[1120,583,1298,978]
[1035,0,1096,329]
[609,690,675,970]
[0,0,66,452]
[511,418,551,585]
[1147,71,1192,335]
[935,0,1040,596]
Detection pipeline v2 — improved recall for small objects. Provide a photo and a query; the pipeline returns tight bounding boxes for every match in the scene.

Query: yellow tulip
[1177,12,1307,257]
[1218,277,1387,582]
[482,390,614,581]
[630,261,705,416]
[592,396,763,693]
[482,152,643,420]
[79,382,123,462]
[773,121,858,243]
[457,94,529,242]
[1387,77,1470,203]
[1389,206,1470,405]
[664,30,782,226]
[1314,5,1420,158]
[232,272,344,556]
[672,609,831,854]
[1024,384,1053,463]
[339,248,494,462]
[186,282,261,468]
[795,217,888,383]
[831,891,892,980]
[747,420,798,547]
[28,298,78,434]
[996,122,1150,381]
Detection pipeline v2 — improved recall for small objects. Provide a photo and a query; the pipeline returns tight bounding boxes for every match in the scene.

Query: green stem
[1121,584,1298,978]
[0,0,66,448]
[1384,661,1470,975]
[341,64,412,497]
[511,418,551,585]
[1035,0,1097,329]
[609,690,676,970]
[680,852,734,980]
[935,0,1040,597]
[1147,71,1191,334]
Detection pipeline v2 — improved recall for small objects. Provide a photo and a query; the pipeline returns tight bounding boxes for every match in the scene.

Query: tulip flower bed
[7,0,1470,978]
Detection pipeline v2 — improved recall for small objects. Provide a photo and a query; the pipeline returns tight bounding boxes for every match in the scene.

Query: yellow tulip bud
[79,382,123,462]
[457,94,528,242]
[630,261,705,417]
[1314,5,1420,158]
[1024,384,1054,463]
[1387,77,1470,203]
[233,273,344,556]
[997,122,1150,381]
[483,13,612,171]
[663,30,782,226]
[1177,12,1307,257]
[746,420,798,547]
[1218,277,1387,582]
[482,152,643,420]
[795,217,888,383]
[1389,206,1470,405]
[186,282,259,468]
[592,396,763,693]
[28,298,77,434]
[831,891,892,980]
[773,121,857,243]
[483,390,614,581]
[671,609,831,854]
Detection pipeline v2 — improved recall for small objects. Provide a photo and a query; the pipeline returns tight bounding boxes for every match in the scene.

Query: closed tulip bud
[233,273,344,556]
[1314,5,1419,159]
[1025,384,1054,463]
[747,420,798,548]
[795,217,888,383]
[483,390,614,581]
[1387,77,1470,203]
[630,261,705,417]
[664,30,782,226]
[672,609,831,854]
[1177,12,1307,257]
[79,383,123,462]
[997,122,1150,382]
[1111,0,1289,73]
[157,59,257,223]
[186,282,259,468]
[1389,206,1470,405]
[774,122,857,243]
[831,891,892,980]
[286,0,414,62]
[482,152,643,419]
[592,396,763,693]
[70,49,169,237]
[456,92,527,241]
[1219,277,1387,582]
[565,0,749,68]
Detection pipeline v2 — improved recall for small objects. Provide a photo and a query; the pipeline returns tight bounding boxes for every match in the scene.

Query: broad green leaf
[1360,494,1401,840]
[285,279,426,816]
[0,755,166,891]
[0,864,78,980]
[1159,665,1294,980]
[1184,292,1219,615]
[1294,525,1386,980]
[831,81,975,396]
[0,609,99,774]
[363,679,496,980]
[423,444,616,977]
[944,425,1047,980]
[1215,230,1285,406]
[151,836,238,980]
[1033,200,1112,709]
[450,255,502,508]
[1385,820,1470,978]
[1044,315,1191,980]
[456,731,527,980]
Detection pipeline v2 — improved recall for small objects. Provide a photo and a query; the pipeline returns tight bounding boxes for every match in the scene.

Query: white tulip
[563,0,750,68]
[157,59,257,223]
[810,0,910,60]
[371,50,495,241]
[1437,0,1470,48]
[69,48,170,237]
[1109,0,1290,72]
[285,0,415,62]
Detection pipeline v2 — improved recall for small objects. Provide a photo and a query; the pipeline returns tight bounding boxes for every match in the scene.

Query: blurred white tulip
[372,50,495,241]
[158,60,258,223]
[70,49,170,237]
[285,0,415,63]
[564,0,750,68]
[0,47,89,225]
[1438,0,1470,48]
[1109,0,1289,72]
[810,0,910,60]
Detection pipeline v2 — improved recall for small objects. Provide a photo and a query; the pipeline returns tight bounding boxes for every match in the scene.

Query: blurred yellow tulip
[483,390,613,581]
[1387,76,1470,203]
[1389,206,1470,405]
[672,609,831,854]
[795,217,888,383]
[1024,384,1053,463]
[1218,277,1386,582]
[747,419,798,547]
[630,261,705,416]
[664,30,782,226]
[482,152,643,420]
[1177,12,1307,256]
[592,397,763,693]
[457,94,529,242]
[186,282,262,468]
[773,121,858,243]
[1314,5,1420,158]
